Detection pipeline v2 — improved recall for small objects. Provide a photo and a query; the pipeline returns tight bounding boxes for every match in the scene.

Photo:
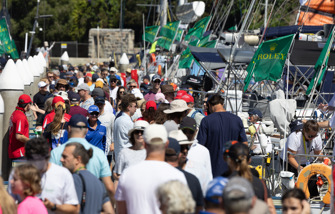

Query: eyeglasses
[181,144,191,151]
[110,80,117,83]
[154,80,161,84]
[182,129,195,135]
[129,85,136,89]
[134,130,144,135]
[48,76,54,78]
[58,84,66,88]
[119,91,125,94]
[90,112,99,116]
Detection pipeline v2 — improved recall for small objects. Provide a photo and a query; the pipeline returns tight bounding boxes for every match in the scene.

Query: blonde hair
[0,177,16,214]
[49,105,65,135]
[157,180,195,214]
[14,163,42,197]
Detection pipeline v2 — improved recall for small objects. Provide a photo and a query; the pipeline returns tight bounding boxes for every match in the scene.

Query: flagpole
[304,27,335,119]
[142,14,147,75]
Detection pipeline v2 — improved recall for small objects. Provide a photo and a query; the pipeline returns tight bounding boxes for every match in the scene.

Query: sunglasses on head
[90,112,99,116]
[134,130,144,135]
[307,134,317,139]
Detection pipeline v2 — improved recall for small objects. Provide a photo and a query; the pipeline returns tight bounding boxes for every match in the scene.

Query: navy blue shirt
[86,120,107,152]
[197,111,247,177]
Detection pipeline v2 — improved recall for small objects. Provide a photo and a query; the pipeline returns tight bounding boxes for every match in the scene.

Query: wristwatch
[51,204,57,211]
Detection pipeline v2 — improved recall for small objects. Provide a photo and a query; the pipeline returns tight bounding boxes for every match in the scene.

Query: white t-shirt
[109,86,119,103]
[115,160,187,213]
[39,163,78,214]
[98,111,115,155]
[114,148,146,174]
[281,131,322,164]
[104,100,114,114]
[185,140,212,196]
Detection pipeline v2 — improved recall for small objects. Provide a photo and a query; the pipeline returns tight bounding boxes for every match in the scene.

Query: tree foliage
[5,0,299,53]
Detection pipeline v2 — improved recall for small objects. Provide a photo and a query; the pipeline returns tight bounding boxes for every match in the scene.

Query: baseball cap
[94,96,105,104]
[144,124,168,144]
[152,74,161,82]
[223,177,255,202]
[68,114,87,128]
[155,93,165,103]
[166,137,180,156]
[56,79,68,86]
[77,83,90,91]
[52,96,65,107]
[18,94,32,104]
[57,91,69,101]
[175,90,187,99]
[249,109,263,119]
[69,93,81,103]
[91,88,105,97]
[146,100,157,110]
[88,105,100,114]
[92,74,99,82]
[180,117,196,131]
[289,119,303,133]
[126,68,131,73]
[95,81,104,88]
[163,100,190,114]
[85,73,92,78]
[205,177,229,204]
[180,94,194,103]
[110,67,118,73]
[38,81,47,88]
[168,130,192,145]
[128,120,150,137]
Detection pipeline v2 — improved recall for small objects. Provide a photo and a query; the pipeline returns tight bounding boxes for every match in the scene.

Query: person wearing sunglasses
[114,120,149,188]
[281,120,322,198]
[144,74,161,101]
[85,105,107,152]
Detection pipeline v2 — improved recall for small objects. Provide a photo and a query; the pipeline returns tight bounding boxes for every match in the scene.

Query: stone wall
[88,28,135,58]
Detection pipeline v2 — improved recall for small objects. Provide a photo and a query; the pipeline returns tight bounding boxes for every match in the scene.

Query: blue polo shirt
[49,137,111,178]
[86,120,107,152]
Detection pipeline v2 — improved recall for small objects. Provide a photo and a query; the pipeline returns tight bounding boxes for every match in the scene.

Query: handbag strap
[77,172,86,212]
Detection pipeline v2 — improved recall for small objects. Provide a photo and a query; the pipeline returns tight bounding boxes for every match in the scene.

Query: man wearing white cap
[115,124,187,214]
[33,81,50,127]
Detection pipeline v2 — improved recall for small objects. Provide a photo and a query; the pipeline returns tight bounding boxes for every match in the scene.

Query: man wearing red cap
[180,94,205,128]
[42,96,71,130]
[8,94,32,159]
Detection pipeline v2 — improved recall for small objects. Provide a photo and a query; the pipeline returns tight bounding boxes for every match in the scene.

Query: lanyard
[302,134,309,161]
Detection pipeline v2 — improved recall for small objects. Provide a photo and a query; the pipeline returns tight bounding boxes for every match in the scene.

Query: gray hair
[157,180,195,214]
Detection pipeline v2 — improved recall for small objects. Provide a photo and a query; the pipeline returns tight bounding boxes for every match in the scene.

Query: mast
[160,0,167,27]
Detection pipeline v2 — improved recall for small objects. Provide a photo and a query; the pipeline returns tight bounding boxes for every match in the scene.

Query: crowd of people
[2,62,314,214]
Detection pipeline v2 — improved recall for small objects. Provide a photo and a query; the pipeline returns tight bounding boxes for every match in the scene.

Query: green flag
[189,39,199,46]
[201,39,217,48]
[197,35,210,47]
[179,47,194,68]
[306,28,335,95]
[175,29,184,42]
[156,21,180,50]
[243,34,295,92]
[0,18,19,59]
[142,25,160,43]
[185,16,211,41]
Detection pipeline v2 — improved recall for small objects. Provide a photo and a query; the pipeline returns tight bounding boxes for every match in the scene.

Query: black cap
[249,109,263,118]
[92,73,99,82]
[180,117,197,131]
[69,93,80,103]
[166,137,180,156]
[68,114,87,128]
[289,120,303,133]
[94,96,105,104]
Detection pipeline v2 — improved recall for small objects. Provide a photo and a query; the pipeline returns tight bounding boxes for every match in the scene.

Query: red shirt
[8,107,29,159]
[42,111,72,130]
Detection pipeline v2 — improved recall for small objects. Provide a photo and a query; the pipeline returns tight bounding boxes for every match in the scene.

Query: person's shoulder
[49,163,72,175]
